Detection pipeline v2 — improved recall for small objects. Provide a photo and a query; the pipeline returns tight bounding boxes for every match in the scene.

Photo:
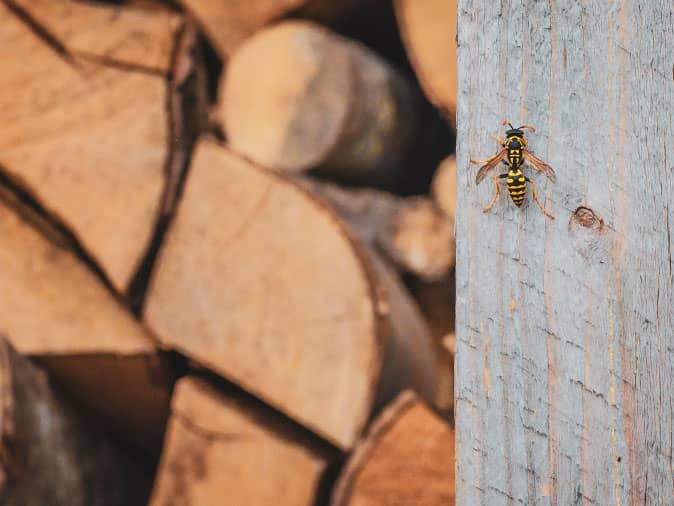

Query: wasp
[470,120,556,220]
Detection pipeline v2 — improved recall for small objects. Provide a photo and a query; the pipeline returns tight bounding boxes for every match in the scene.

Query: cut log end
[331,390,455,506]
[149,377,333,506]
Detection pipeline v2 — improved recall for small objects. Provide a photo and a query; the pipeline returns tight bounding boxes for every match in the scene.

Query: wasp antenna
[518,124,536,132]
[501,119,515,129]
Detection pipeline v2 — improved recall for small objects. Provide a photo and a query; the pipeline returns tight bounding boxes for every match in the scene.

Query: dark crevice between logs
[185,366,345,505]
[127,21,209,315]
[191,367,342,458]
[0,170,121,302]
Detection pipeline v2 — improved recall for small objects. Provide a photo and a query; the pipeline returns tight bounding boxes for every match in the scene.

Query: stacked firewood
[0,0,456,504]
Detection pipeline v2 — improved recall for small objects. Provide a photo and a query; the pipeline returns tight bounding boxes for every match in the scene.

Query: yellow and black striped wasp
[470,120,556,220]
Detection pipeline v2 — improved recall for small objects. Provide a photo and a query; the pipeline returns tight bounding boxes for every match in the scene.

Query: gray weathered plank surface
[455,1,674,504]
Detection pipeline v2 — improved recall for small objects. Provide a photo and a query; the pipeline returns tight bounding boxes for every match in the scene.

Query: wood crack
[2,0,80,69]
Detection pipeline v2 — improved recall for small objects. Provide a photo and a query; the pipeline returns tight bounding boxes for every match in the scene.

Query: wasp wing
[472,148,507,185]
[524,150,556,182]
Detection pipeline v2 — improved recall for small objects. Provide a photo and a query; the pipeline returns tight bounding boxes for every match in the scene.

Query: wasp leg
[483,174,508,214]
[491,134,506,146]
[525,177,555,220]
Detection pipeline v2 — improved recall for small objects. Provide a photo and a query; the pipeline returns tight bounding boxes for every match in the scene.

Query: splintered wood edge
[330,390,421,506]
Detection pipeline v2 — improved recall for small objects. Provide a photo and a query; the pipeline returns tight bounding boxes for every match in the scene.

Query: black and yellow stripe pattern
[506,166,527,207]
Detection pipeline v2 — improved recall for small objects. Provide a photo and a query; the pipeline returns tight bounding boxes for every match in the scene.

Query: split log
[145,140,440,449]
[177,0,375,59]
[0,0,184,292]
[149,377,333,506]
[302,179,455,281]
[394,0,457,120]
[221,21,424,188]
[0,188,172,454]
[0,337,151,506]
[432,155,457,221]
[331,390,455,506]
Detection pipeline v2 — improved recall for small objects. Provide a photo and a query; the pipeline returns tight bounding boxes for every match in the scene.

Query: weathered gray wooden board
[455,1,674,504]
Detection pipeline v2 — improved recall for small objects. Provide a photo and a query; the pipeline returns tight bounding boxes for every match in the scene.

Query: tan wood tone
[178,0,304,58]
[149,377,332,506]
[9,0,182,73]
[394,0,457,120]
[0,1,175,292]
[145,140,440,449]
[331,391,455,506]
[303,179,455,280]
[221,21,418,186]
[432,155,457,222]
[0,190,171,454]
[0,337,151,505]
[176,0,371,59]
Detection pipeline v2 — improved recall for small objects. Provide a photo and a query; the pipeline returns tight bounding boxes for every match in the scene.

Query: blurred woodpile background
[0,0,457,504]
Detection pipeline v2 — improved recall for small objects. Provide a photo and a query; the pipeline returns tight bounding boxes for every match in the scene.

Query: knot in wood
[573,206,601,229]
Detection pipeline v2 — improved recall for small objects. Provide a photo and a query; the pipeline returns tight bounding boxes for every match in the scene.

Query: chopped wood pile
[0,0,456,504]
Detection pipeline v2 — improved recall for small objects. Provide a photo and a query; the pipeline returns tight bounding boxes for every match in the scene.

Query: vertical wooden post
[455,2,674,504]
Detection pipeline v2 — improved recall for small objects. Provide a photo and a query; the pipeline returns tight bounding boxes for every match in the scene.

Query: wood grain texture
[455,2,674,504]
[8,0,181,73]
[145,140,440,449]
[0,1,173,292]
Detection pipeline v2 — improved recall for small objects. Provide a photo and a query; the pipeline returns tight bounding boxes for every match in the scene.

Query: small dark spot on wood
[617,456,622,462]
[569,206,609,260]
[572,206,603,230]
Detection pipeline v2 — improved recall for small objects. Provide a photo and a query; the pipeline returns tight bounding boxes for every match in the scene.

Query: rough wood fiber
[149,377,332,506]
[0,338,150,506]
[0,1,174,292]
[455,1,674,504]
[331,391,455,506]
[0,190,171,454]
[145,140,440,449]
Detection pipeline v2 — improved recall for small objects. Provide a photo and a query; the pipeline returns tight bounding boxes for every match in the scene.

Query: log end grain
[145,140,381,449]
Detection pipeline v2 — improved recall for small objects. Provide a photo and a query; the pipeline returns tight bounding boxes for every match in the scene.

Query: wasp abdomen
[506,167,527,207]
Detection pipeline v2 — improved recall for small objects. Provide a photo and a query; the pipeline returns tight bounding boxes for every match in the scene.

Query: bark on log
[145,140,440,449]
[0,0,184,293]
[456,2,674,503]
[331,390,455,506]
[302,179,455,280]
[0,188,172,454]
[149,377,333,506]
[0,337,151,506]
[394,0,457,120]
[221,21,422,188]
